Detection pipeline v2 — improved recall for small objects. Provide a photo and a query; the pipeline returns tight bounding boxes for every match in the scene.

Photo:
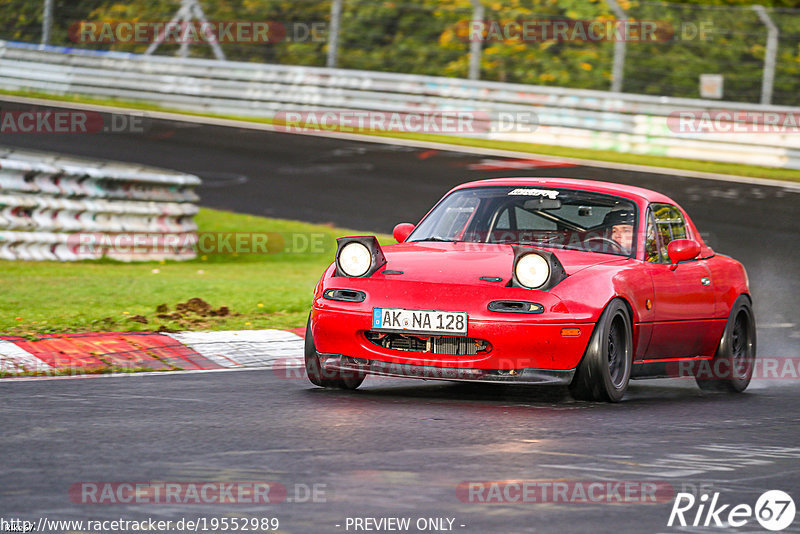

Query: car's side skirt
[631,356,714,380]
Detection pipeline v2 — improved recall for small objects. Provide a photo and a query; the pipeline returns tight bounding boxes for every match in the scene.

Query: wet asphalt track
[3,372,800,533]
[1,100,800,533]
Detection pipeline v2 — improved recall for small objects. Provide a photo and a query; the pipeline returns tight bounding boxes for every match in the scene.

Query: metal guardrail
[0,146,200,261]
[1,40,798,169]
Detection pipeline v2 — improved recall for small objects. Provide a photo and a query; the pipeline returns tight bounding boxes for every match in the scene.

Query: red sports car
[305,178,756,401]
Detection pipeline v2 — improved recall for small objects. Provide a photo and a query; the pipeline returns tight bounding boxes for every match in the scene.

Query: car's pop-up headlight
[335,236,386,277]
[339,242,372,276]
[515,253,550,289]
[510,246,568,290]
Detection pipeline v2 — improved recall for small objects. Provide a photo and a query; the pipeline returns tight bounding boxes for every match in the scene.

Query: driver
[603,207,635,254]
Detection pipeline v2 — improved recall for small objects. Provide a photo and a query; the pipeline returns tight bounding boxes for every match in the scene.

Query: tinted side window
[645,211,660,263]
[646,204,688,263]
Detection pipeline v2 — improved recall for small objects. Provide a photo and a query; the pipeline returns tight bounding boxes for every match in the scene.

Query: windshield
[407,186,638,257]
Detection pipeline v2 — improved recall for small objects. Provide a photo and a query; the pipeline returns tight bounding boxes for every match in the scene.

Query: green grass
[0,208,393,335]
[4,88,800,183]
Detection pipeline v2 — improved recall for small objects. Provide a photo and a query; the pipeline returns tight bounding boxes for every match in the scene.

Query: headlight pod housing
[334,236,386,278]
[510,246,568,291]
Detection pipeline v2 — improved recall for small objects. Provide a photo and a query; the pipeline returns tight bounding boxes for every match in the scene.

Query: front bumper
[312,275,597,371]
[312,307,593,371]
[320,354,576,385]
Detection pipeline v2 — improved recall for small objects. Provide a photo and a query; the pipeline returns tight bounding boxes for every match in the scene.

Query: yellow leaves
[580,62,593,71]
[582,49,600,60]
[242,0,262,12]
[439,28,455,46]
[539,72,556,82]
[105,2,134,19]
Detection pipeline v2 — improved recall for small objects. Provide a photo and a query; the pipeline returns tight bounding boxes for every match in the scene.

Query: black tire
[569,299,633,402]
[695,295,756,393]
[305,315,365,390]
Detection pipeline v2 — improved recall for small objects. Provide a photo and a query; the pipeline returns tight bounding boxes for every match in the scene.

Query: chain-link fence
[1,0,797,106]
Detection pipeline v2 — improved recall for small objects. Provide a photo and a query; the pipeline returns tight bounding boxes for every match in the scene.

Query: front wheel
[695,295,756,393]
[305,315,365,390]
[569,299,633,402]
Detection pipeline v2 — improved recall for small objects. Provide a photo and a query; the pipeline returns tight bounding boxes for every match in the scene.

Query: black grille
[365,332,489,355]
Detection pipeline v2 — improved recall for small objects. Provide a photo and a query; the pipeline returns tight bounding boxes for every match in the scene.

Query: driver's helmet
[602,206,635,228]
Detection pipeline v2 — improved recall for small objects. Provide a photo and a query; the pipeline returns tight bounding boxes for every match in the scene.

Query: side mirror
[667,239,701,264]
[392,223,415,243]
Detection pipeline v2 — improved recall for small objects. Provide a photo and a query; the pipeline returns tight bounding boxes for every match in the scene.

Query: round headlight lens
[338,242,372,277]
[515,253,550,289]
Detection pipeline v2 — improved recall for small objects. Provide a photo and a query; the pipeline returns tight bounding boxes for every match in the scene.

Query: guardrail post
[469,0,484,80]
[752,5,778,105]
[327,0,343,68]
[41,0,54,45]
[145,0,225,61]
[187,0,225,60]
[606,0,627,93]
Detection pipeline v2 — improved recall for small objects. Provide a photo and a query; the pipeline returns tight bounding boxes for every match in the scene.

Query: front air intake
[365,332,490,356]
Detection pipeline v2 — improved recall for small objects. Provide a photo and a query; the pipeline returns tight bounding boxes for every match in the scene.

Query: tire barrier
[1,40,799,169]
[0,147,200,261]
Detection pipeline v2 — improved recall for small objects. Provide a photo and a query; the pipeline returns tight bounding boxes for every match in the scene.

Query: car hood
[373,242,626,285]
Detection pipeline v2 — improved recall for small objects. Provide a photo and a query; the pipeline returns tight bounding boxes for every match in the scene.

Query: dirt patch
[147,298,236,330]
[176,297,212,316]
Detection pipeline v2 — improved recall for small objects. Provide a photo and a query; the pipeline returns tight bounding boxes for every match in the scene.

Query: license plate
[372,308,467,335]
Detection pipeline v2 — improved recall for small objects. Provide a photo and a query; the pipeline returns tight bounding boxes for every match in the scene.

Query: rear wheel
[569,299,633,402]
[695,295,755,393]
[305,315,365,390]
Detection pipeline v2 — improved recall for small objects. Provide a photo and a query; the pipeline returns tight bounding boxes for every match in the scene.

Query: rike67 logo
[668,490,796,531]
